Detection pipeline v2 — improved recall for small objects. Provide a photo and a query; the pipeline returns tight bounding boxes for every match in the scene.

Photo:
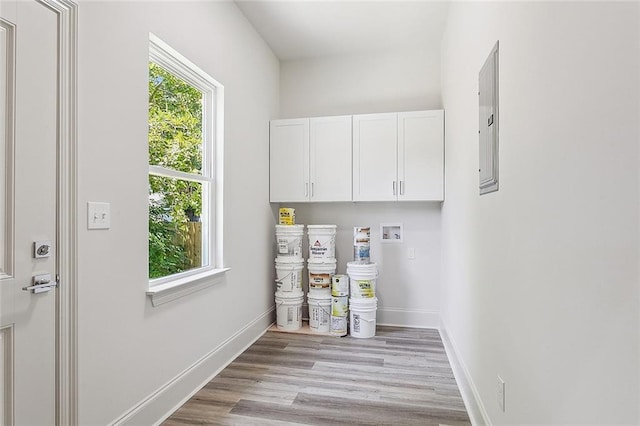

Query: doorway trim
[37,0,78,424]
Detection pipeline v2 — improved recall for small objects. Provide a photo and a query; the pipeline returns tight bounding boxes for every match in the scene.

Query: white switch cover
[87,202,111,230]
[408,247,415,259]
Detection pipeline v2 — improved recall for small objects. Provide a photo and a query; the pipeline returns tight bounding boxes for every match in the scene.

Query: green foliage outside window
[148,62,204,279]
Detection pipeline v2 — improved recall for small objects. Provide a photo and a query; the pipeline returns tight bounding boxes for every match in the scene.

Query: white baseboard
[112,308,275,426]
[377,307,440,328]
[439,318,490,426]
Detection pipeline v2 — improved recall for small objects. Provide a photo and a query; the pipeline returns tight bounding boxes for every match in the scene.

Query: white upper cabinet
[270,116,352,202]
[271,110,443,203]
[352,113,398,201]
[270,118,309,202]
[353,110,444,202]
[398,110,444,201]
[309,116,352,202]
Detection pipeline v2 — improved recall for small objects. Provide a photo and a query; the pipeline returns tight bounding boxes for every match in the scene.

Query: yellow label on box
[279,208,295,225]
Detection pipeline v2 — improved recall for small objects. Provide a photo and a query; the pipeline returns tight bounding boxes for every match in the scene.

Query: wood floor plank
[163,326,471,425]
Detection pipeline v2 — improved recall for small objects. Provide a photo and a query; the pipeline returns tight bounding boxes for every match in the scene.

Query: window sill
[146,268,230,307]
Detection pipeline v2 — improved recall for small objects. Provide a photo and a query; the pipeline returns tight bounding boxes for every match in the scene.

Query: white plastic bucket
[275,224,304,260]
[307,293,331,333]
[275,291,303,331]
[275,259,303,292]
[307,225,337,260]
[331,295,348,317]
[349,297,377,338]
[331,274,349,296]
[330,315,347,337]
[307,259,336,293]
[347,262,378,298]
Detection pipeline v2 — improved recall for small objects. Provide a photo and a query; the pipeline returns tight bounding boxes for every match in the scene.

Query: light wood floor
[163,326,471,425]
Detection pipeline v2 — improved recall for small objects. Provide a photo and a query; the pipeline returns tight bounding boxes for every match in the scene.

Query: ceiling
[235,1,451,61]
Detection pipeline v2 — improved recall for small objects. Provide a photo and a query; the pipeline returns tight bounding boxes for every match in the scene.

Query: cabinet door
[309,116,352,202]
[353,113,398,201]
[398,110,444,201]
[270,118,309,202]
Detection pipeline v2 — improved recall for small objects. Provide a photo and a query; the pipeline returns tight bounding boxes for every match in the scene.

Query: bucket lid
[307,224,337,229]
[349,297,378,305]
[347,261,377,271]
[275,291,304,300]
[307,258,337,265]
[275,224,304,231]
[275,258,304,266]
[307,292,331,301]
[275,255,304,264]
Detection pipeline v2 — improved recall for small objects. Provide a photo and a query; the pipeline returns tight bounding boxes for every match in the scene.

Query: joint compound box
[279,208,295,225]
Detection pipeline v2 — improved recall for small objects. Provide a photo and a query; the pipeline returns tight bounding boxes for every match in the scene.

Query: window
[147,34,225,295]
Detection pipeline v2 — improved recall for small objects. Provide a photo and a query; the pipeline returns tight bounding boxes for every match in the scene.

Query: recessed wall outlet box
[87,201,111,230]
[497,375,505,412]
[381,223,403,243]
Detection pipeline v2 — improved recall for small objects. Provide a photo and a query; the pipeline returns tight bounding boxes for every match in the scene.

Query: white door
[352,113,397,201]
[309,116,351,202]
[1,0,59,424]
[270,118,309,202]
[398,110,444,201]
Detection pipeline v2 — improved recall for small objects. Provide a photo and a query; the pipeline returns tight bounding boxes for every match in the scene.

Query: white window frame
[146,33,227,306]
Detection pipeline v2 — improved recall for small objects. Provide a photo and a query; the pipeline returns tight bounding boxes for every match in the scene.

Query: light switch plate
[87,202,111,230]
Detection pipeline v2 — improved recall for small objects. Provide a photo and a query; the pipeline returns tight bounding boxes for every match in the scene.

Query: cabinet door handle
[311,182,314,197]
[400,181,404,195]
[305,183,308,197]
[393,181,396,196]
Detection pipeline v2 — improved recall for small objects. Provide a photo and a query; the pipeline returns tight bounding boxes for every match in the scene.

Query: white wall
[77,2,279,424]
[280,48,442,118]
[280,47,443,328]
[440,2,640,424]
[291,203,442,327]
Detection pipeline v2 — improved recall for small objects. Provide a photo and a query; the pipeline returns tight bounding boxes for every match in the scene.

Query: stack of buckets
[347,227,379,338]
[274,210,304,330]
[307,225,337,334]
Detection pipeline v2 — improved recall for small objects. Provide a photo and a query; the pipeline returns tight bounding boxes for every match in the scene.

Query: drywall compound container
[307,225,337,260]
[275,224,304,260]
[274,259,303,292]
[347,262,378,298]
[275,291,303,331]
[350,297,377,338]
[331,274,349,296]
[353,226,371,263]
[279,208,295,225]
[307,259,336,294]
[307,293,331,333]
[330,315,347,337]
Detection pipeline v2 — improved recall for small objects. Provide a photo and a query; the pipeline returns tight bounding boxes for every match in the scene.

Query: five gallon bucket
[275,259,304,292]
[308,225,337,260]
[347,262,378,298]
[349,297,377,338]
[307,293,331,333]
[275,291,303,331]
[275,224,304,260]
[308,259,336,294]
